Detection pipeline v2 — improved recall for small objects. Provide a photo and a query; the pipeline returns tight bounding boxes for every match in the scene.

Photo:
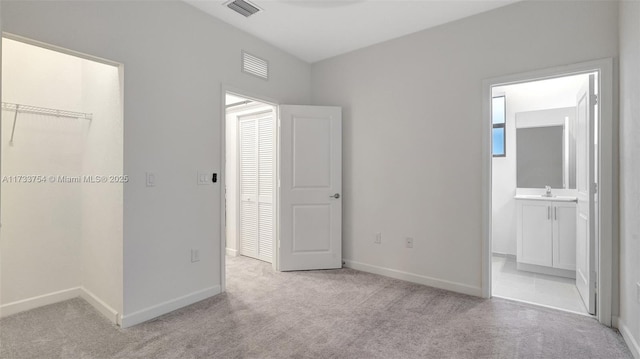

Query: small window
[492,96,506,157]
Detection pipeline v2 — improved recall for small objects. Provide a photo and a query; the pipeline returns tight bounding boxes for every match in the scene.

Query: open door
[575,74,596,315]
[278,105,342,271]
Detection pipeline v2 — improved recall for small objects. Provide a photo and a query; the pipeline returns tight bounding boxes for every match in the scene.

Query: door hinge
[591,94,598,105]
[278,240,281,249]
[592,182,598,193]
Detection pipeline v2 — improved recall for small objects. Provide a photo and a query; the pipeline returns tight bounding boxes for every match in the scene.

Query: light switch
[197,171,211,185]
[146,172,156,187]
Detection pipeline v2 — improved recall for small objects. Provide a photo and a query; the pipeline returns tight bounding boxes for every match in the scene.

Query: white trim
[344,259,482,297]
[618,317,640,359]
[2,32,121,67]
[120,285,221,328]
[0,287,81,318]
[226,247,239,257]
[482,58,615,326]
[80,288,120,325]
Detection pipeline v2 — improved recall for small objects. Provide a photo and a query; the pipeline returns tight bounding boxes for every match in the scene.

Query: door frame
[481,58,616,326]
[219,85,279,292]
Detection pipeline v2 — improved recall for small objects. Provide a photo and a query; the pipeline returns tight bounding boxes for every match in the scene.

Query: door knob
[330,193,340,199]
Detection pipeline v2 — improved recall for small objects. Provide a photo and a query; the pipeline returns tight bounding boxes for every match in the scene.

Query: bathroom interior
[491,72,598,316]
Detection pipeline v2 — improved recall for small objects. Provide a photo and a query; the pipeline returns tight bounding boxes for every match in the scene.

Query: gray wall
[618,0,640,355]
[1,0,311,325]
[311,0,618,293]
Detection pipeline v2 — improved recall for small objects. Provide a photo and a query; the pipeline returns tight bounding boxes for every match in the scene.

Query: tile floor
[492,255,588,315]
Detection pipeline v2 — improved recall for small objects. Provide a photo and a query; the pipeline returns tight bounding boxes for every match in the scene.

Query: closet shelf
[2,102,93,120]
[2,102,92,145]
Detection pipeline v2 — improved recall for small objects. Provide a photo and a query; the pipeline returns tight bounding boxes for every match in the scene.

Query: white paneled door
[238,110,275,263]
[278,105,342,271]
[575,74,596,315]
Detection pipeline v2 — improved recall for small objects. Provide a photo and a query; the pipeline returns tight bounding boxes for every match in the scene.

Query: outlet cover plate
[191,249,200,263]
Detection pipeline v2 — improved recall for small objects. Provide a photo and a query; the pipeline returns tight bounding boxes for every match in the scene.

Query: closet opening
[0,35,124,324]
[224,91,278,276]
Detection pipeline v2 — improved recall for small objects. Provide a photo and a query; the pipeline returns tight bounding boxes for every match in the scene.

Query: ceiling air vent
[242,51,269,80]
[225,0,262,18]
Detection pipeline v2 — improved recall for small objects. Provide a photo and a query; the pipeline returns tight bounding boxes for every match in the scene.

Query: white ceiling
[185,0,519,63]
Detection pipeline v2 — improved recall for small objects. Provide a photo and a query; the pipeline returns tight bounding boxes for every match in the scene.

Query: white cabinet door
[517,200,553,267]
[552,203,577,271]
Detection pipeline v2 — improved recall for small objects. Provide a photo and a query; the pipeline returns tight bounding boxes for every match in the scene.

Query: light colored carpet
[0,255,632,358]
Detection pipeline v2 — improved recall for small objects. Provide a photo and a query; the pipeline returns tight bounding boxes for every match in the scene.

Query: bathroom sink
[514,194,577,202]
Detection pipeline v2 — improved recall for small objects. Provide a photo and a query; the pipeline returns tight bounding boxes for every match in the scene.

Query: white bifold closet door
[238,110,275,263]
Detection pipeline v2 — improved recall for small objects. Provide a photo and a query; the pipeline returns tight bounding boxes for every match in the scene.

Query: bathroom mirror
[517,126,563,188]
[516,108,576,189]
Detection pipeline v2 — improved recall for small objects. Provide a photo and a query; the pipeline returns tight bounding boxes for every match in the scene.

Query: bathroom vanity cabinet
[515,197,577,278]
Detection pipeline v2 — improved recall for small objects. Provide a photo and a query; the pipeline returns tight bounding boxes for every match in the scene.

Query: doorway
[482,59,615,325]
[224,92,278,267]
[0,35,124,323]
[221,88,344,290]
[490,73,597,315]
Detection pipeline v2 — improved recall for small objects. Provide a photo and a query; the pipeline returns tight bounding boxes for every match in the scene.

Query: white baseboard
[618,317,640,359]
[0,287,82,318]
[0,287,121,326]
[226,248,238,257]
[80,288,120,325]
[343,259,482,297]
[120,285,221,328]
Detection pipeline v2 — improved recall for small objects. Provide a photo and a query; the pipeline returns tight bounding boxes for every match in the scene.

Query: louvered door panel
[239,201,258,257]
[238,111,274,263]
[258,117,274,200]
[257,115,274,262]
[239,119,259,259]
[239,119,257,198]
[259,202,273,261]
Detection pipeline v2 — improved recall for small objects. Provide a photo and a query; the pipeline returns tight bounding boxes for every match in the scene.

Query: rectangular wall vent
[242,51,269,80]
[225,0,262,18]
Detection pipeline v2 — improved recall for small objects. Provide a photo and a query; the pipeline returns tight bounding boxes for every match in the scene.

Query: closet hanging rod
[2,102,93,120]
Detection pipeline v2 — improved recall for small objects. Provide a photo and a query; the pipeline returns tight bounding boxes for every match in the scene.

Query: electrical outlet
[191,249,200,263]
[374,232,382,244]
[405,237,414,248]
[146,172,156,187]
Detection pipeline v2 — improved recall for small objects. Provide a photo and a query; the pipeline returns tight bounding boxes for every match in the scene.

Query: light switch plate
[197,171,210,185]
[146,172,156,187]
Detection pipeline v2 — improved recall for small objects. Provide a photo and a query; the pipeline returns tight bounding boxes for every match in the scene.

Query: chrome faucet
[544,185,552,197]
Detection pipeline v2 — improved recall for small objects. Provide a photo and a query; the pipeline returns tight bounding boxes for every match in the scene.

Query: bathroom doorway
[483,59,616,325]
[490,73,597,315]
